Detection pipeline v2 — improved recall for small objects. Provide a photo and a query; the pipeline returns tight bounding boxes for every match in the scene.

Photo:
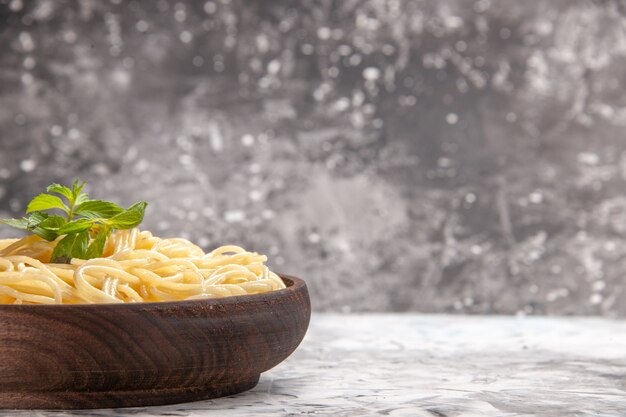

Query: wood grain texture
[0,275,310,410]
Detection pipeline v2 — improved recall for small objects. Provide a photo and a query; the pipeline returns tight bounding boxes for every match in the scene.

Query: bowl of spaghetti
[0,182,311,409]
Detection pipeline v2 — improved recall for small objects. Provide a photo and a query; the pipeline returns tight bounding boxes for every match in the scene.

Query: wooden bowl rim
[0,274,306,310]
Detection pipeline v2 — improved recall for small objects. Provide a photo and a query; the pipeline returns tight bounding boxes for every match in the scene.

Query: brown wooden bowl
[0,274,310,410]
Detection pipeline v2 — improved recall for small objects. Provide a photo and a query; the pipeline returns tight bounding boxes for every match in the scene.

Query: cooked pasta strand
[0,229,285,304]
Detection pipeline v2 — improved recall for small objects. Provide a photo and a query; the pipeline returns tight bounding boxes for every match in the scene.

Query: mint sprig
[0,180,147,263]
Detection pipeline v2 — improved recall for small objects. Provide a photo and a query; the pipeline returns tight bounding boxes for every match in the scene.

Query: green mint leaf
[72,180,84,193]
[106,202,147,230]
[107,210,143,229]
[71,180,86,201]
[32,215,67,241]
[46,183,73,202]
[26,212,48,228]
[75,191,90,206]
[74,200,124,219]
[1,180,149,260]
[127,201,148,212]
[33,214,68,240]
[85,227,111,259]
[0,214,59,241]
[26,194,69,214]
[57,219,94,234]
[0,218,29,230]
[39,215,67,230]
[51,230,89,263]
[31,227,58,241]
[25,212,55,241]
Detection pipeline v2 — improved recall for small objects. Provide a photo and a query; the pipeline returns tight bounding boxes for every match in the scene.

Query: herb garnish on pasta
[0,181,285,304]
[0,180,146,263]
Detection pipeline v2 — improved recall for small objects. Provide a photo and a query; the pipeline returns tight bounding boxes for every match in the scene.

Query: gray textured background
[1,0,625,315]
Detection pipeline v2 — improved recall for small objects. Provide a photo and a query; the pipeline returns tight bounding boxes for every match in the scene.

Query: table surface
[4,314,626,417]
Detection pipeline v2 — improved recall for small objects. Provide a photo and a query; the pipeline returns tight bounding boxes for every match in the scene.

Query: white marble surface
[6,314,626,417]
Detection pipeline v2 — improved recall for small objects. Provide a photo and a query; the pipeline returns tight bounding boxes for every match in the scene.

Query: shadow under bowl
[0,274,310,410]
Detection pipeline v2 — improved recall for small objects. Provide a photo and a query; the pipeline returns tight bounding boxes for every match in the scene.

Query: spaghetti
[0,229,285,304]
